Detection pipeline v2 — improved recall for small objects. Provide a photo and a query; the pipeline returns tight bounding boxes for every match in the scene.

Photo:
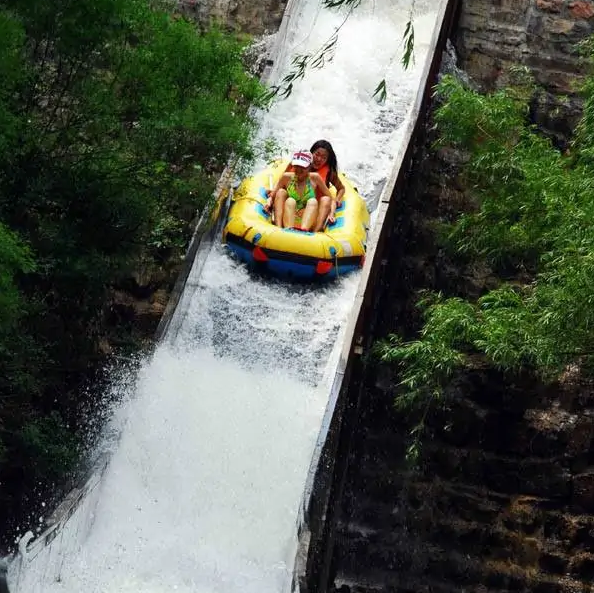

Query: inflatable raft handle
[268,174,274,191]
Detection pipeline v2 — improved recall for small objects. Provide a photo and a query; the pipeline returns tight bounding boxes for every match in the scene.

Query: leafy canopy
[378,48,594,416]
[0,0,265,531]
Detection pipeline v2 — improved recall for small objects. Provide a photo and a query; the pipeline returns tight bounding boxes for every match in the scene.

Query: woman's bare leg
[283,197,297,228]
[273,189,288,226]
[300,198,319,231]
[314,195,332,231]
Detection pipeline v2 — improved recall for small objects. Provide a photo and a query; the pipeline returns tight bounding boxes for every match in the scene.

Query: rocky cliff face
[329,127,594,593]
[454,0,594,147]
[328,1,594,591]
[332,371,594,592]
[176,0,288,34]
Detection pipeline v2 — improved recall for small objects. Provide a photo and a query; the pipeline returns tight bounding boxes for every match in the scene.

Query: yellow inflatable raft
[222,160,369,280]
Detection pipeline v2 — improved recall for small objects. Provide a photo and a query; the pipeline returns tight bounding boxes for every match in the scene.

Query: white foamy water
[9,0,443,591]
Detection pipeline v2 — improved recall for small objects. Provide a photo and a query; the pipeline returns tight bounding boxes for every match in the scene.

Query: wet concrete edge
[293,1,462,591]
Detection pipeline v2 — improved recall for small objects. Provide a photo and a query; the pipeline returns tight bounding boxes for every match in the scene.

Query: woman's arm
[265,173,291,210]
[330,171,345,206]
[311,173,337,223]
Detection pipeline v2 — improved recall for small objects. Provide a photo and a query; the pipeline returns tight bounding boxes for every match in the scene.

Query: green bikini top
[287,176,316,210]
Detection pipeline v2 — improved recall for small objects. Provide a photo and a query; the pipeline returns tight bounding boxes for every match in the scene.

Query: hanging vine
[266,0,417,102]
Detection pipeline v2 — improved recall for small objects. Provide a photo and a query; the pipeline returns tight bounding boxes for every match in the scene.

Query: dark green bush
[0,0,265,540]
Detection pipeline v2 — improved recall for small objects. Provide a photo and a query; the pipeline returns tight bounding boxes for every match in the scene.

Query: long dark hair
[310,139,338,185]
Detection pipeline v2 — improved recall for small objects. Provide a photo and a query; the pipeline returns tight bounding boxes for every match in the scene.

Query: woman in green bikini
[265,150,335,231]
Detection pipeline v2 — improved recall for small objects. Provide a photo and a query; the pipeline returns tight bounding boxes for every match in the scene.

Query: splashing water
[9,0,443,591]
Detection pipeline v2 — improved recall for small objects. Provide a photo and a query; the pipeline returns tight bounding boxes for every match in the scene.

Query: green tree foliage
[0,223,35,331]
[0,0,264,535]
[378,52,594,424]
[18,412,80,482]
[0,10,24,153]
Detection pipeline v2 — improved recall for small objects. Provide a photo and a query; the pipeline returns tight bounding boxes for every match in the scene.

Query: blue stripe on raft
[327,217,345,230]
[335,201,346,213]
[225,243,358,281]
[255,202,270,219]
[282,228,315,236]
[259,186,268,199]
